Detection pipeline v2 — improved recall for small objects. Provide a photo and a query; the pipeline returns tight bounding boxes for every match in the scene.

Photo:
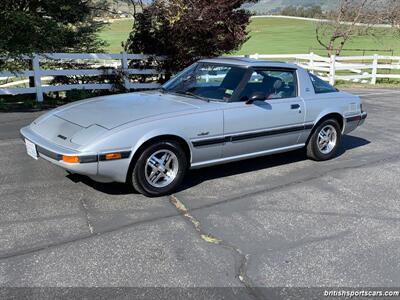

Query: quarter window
[309,73,338,94]
[239,69,297,101]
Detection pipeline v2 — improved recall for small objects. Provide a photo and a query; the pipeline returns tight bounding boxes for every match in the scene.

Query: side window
[189,65,246,101]
[309,73,338,94]
[239,69,297,101]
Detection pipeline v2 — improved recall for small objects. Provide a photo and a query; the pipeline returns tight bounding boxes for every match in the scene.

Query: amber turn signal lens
[62,155,80,163]
[105,153,122,160]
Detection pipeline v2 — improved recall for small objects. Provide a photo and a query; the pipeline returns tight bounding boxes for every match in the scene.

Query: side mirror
[246,92,266,105]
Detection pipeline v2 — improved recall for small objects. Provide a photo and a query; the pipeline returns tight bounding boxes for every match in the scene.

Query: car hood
[53,91,201,130]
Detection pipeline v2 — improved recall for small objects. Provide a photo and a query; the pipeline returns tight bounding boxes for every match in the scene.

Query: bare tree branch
[315,0,398,56]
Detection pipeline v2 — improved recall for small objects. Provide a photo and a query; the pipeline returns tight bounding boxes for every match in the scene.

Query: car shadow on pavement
[66,135,370,196]
[66,173,137,195]
[177,135,370,193]
[338,134,371,156]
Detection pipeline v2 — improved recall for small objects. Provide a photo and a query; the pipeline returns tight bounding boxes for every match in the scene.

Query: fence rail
[1,52,400,102]
[242,53,400,86]
[0,52,164,102]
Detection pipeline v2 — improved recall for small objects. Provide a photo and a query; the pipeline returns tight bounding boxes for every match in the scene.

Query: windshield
[162,63,247,102]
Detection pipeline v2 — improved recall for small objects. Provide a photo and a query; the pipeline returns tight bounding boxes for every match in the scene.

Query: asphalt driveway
[1,89,400,299]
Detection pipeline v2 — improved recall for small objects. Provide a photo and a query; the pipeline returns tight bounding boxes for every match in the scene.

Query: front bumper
[20,126,131,183]
[21,126,99,177]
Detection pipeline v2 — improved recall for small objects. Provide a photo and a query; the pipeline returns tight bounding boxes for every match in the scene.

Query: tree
[0,0,109,92]
[0,0,107,59]
[315,0,400,56]
[281,5,323,18]
[375,0,400,28]
[124,0,258,76]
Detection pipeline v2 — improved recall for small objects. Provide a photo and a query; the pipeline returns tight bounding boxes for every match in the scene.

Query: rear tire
[307,119,342,161]
[130,141,187,197]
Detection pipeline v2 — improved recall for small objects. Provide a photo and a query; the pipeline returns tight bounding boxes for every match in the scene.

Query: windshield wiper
[174,91,210,102]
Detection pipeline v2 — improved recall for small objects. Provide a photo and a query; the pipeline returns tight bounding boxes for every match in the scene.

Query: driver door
[222,68,305,158]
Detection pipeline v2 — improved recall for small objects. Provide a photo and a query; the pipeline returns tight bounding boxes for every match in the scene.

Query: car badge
[57,134,67,140]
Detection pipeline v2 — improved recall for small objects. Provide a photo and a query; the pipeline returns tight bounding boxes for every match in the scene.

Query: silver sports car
[21,57,367,196]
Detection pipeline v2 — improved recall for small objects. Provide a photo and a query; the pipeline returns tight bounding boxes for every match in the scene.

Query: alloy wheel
[144,149,179,188]
[317,124,337,155]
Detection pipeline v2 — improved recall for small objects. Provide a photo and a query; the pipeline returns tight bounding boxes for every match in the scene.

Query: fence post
[329,54,336,86]
[371,54,378,85]
[121,51,129,90]
[32,54,43,102]
[309,52,315,74]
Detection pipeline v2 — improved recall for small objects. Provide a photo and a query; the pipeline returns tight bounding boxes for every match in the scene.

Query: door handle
[291,104,300,109]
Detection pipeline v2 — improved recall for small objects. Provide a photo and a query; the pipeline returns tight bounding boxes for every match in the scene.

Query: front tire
[307,119,342,161]
[130,141,187,197]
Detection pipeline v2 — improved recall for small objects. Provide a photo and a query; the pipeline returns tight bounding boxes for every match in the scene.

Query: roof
[198,56,298,69]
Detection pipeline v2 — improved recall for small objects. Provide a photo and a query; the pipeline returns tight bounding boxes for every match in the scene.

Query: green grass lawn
[238,18,400,56]
[100,17,400,56]
[98,19,133,53]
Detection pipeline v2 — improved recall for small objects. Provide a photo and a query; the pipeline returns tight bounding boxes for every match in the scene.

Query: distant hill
[245,0,339,14]
[99,0,339,17]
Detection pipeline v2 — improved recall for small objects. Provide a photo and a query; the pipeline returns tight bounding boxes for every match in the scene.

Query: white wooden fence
[1,52,400,102]
[242,53,400,86]
[0,52,164,102]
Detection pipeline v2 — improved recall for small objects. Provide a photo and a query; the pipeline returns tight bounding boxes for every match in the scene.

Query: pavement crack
[170,195,222,245]
[169,195,263,300]
[0,209,179,260]
[4,153,398,262]
[79,198,95,235]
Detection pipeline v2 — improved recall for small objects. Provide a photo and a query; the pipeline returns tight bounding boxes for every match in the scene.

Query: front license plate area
[25,139,38,160]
